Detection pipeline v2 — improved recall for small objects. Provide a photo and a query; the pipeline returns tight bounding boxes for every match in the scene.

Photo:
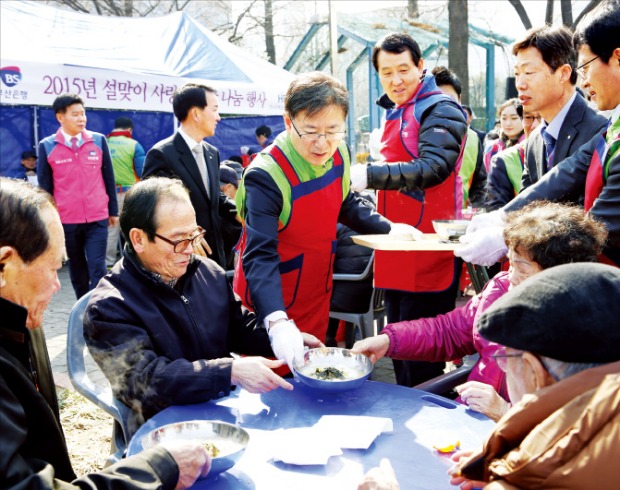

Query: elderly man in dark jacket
[350,32,468,387]
[0,178,210,490]
[84,177,305,435]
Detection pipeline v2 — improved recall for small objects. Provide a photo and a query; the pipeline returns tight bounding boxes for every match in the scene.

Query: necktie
[540,127,556,170]
[70,136,79,153]
[192,144,210,197]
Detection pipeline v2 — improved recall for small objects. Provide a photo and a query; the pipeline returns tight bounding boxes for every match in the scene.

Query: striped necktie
[540,126,556,170]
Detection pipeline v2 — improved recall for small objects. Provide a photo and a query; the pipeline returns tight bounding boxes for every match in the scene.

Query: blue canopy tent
[0,1,292,177]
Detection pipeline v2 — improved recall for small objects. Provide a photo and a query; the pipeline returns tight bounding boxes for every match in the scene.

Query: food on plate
[312,367,345,380]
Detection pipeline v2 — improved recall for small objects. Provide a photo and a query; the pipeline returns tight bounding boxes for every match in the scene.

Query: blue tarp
[0,107,284,178]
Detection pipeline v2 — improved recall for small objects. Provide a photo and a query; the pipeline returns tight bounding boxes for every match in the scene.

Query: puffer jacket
[365,83,467,192]
[461,361,620,489]
[383,272,510,401]
[84,249,273,433]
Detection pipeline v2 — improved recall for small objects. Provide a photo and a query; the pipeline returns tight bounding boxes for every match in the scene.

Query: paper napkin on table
[272,427,342,465]
[315,415,393,449]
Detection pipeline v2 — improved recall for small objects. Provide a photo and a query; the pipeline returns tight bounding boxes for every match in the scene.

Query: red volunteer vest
[234,145,344,342]
[376,91,463,292]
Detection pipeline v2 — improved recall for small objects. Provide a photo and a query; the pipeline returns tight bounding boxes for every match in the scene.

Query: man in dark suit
[143,83,230,267]
[513,25,607,195]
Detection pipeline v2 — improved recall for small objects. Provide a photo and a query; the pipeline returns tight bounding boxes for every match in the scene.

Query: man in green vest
[105,116,145,266]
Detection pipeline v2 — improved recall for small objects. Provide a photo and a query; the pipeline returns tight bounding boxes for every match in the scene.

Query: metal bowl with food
[293,347,373,393]
[141,420,249,476]
[432,219,471,242]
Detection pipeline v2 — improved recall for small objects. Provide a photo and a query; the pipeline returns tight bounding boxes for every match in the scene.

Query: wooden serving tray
[351,234,461,251]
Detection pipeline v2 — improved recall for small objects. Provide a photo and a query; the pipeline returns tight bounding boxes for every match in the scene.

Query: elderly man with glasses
[84,177,301,435]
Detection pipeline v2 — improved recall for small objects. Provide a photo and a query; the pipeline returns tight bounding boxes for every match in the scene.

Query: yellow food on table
[433,438,460,453]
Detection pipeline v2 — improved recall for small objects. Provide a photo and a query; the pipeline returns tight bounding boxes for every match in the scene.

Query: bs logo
[0,66,22,87]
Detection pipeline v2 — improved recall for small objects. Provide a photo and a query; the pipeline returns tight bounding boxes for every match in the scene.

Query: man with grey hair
[84,177,319,435]
[0,178,210,489]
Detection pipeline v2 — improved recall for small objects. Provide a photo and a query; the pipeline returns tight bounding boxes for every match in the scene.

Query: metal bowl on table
[293,347,373,393]
[432,219,471,242]
[141,420,249,476]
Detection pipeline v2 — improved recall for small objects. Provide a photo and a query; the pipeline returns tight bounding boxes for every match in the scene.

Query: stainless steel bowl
[432,219,471,241]
[293,347,373,393]
[141,420,249,476]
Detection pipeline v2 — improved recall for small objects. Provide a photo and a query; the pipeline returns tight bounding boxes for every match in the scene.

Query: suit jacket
[521,93,607,196]
[143,132,226,267]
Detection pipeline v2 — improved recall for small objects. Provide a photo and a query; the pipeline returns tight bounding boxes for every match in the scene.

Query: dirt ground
[57,387,112,475]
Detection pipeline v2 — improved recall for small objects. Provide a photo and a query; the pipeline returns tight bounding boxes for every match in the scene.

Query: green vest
[237,132,351,227]
[459,127,479,208]
[498,143,526,196]
[108,135,138,186]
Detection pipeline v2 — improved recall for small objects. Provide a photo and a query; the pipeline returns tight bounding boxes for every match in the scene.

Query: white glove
[350,164,368,192]
[268,320,305,372]
[454,226,507,266]
[466,209,506,234]
[389,222,423,241]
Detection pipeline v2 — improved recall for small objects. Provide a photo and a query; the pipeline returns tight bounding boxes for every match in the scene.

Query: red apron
[375,97,463,293]
[584,125,619,267]
[234,145,344,341]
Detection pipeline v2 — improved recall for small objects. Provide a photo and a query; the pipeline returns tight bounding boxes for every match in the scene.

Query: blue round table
[128,380,494,490]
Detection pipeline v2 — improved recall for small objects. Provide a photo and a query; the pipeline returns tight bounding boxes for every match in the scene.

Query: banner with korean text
[0,60,286,116]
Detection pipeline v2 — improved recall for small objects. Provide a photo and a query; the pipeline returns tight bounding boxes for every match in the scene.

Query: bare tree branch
[573,0,602,27]
[507,0,532,29]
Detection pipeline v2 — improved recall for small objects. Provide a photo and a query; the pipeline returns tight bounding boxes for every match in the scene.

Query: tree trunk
[448,0,469,104]
[560,0,573,26]
[408,0,419,18]
[124,0,132,16]
[545,0,554,25]
[264,0,276,64]
[507,0,532,29]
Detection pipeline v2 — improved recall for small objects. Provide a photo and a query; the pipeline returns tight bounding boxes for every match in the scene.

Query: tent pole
[34,106,40,150]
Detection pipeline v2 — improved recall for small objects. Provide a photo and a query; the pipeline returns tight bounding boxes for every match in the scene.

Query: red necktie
[70,137,79,153]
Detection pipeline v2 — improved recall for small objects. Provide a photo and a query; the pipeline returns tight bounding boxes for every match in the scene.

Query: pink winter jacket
[384,271,511,402]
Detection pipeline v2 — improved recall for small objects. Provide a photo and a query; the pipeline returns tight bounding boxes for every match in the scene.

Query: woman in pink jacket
[352,201,607,421]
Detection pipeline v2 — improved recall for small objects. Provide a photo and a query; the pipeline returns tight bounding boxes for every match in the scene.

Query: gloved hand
[454,226,507,266]
[350,164,368,192]
[268,320,305,372]
[389,222,423,240]
[465,209,506,234]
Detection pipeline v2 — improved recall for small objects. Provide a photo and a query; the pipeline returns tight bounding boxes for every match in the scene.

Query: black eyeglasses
[577,55,599,79]
[153,228,206,253]
[290,118,346,143]
[523,115,542,123]
[491,349,524,372]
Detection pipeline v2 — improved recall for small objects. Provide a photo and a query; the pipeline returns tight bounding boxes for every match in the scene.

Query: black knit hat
[478,262,620,363]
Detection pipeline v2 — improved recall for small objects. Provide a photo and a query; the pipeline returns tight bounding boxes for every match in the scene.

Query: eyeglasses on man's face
[577,55,599,79]
[290,118,346,143]
[153,227,206,253]
[523,115,542,124]
[491,347,524,372]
